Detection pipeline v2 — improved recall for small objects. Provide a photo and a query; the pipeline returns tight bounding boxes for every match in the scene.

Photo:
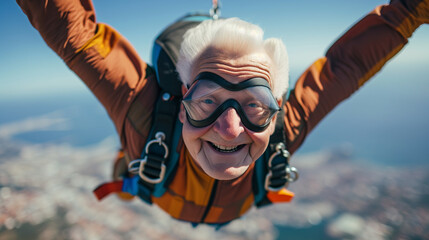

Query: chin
[204,165,249,180]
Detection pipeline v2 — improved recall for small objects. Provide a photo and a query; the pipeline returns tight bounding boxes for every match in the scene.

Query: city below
[0,120,428,240]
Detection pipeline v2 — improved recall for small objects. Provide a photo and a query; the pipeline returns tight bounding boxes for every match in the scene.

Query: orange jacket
[17,0,428,224]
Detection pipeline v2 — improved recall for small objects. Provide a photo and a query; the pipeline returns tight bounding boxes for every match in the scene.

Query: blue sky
[1,0,429,164]
[1,0,427,100]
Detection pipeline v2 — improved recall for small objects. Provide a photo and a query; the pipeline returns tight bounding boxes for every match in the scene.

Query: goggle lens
[182,72,280,132]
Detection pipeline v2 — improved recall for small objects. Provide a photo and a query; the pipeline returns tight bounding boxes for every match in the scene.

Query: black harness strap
[266,93,291,190]
[136,91,181,202]
[255,91,299,207]
[127,13,214,203]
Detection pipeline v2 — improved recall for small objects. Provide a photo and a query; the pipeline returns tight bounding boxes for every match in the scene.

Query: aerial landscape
[1,107,428,240]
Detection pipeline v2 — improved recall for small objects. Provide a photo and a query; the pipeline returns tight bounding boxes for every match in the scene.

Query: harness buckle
[127,132,169,184]
[264,143,299,192]
[139,156,166,184]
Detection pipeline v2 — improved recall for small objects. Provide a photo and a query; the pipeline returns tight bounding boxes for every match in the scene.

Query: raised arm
[285,0,428,154]
[17,0,157,144]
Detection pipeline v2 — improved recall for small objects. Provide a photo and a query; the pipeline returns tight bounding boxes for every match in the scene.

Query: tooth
[214,144,237,151]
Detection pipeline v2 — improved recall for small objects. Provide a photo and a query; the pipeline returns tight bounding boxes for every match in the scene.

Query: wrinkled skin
[179,47,278,180]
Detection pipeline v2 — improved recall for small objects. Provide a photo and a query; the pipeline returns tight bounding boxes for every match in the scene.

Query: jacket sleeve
[16,0,157,147]
[285,0,429,154]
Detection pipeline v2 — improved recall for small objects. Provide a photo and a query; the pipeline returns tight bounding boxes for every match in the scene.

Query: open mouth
[209,142,245,153]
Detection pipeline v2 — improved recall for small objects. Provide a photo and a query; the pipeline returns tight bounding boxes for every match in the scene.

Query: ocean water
[0,91,118,147]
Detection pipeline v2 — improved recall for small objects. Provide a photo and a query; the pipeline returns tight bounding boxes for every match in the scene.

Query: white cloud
[0,111,71,139]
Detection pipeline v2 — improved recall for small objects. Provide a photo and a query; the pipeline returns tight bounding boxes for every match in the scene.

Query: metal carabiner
[264,142,298,192]
[127,132,169,184]
[138,157,166,184]
[138,132,169,184]
[210,0,220,20]
[144,132,169,158]
[267,143,290,168]
[128,159,141,174]
[286,166,299,183]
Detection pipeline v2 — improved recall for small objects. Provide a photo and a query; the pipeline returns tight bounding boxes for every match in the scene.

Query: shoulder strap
[152,14,214,97]
[127,13,214,202]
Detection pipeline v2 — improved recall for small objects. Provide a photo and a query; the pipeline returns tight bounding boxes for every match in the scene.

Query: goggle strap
[194,72,271,91]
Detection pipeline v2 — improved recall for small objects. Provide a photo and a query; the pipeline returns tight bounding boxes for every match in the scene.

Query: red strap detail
[267,188,294,203]
[93,181,124,201]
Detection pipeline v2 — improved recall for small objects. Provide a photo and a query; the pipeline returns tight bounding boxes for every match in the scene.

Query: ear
[181,84,188,95]
[179,104,186,124]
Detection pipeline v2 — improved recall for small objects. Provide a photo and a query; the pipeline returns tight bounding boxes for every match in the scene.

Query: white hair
[176,18,289,99]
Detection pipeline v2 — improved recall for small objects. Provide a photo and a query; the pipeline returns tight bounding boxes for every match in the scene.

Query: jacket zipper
[200,179,218,223]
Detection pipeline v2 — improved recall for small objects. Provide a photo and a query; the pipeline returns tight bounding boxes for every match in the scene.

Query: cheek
[252,132,271,146]
[181,121,211,154]
[182,121,210,140]
[247,130,272,158]
[247,116,277,158]
[248,120,276,147]
[180,105,211,140]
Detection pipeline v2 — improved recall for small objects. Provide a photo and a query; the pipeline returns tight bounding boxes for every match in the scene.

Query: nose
[213,108,245,140]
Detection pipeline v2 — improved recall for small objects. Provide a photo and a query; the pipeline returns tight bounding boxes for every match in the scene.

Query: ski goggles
[182,72,281,132]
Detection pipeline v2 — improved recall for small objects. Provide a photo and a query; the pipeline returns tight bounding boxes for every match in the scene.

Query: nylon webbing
[261,91,297,201]
[138,91,181,198]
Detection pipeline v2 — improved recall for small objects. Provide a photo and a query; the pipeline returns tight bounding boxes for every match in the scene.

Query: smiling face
[179,47,278,180]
